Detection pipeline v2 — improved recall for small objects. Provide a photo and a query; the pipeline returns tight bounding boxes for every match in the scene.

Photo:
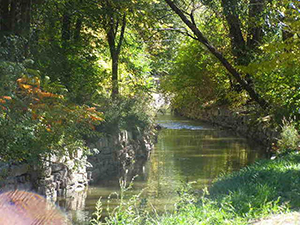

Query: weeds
[277,119,300,154]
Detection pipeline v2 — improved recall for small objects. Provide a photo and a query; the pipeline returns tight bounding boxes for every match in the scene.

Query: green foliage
[0,60,103,164]
[0,0,157,165]
[239,1,300,123]
[90,177,149,225]
[277,119,300,154]
[161,39,229,111]
[210,153,300,215]
[96,95,154,136]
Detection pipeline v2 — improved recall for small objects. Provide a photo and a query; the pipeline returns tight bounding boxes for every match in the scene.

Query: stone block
[51,163,65,173]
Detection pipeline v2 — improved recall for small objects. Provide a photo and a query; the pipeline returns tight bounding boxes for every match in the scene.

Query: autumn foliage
[0,75,103,163]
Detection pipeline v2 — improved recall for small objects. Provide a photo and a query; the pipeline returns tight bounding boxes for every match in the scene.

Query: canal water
[68,114,266,223]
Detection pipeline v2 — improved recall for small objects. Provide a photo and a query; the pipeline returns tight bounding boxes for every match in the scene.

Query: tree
[163,0,268,109]
[100,0,127,98]
[95,0,165,98]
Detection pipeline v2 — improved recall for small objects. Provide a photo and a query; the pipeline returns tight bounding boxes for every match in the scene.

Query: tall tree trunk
[74,0,82,41]
[20,0,31,57]
[74,17,82,41]
[20,0,31,35]
[164,0,268,109]
[221,0,247,64]
[61,9,71,48]
[107,24,118,98]
[111,53,119,97]
[247,0,265,50]
[10,0,17,33]
[107,13,126,99]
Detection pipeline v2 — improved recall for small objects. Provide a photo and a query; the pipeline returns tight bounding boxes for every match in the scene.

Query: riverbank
[91,152,300,224]
[176,105,279,148]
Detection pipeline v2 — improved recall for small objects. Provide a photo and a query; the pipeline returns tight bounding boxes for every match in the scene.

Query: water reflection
[69,114,266,223]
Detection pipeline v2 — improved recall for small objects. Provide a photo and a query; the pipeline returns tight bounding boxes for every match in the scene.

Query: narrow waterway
[69,114,266,224]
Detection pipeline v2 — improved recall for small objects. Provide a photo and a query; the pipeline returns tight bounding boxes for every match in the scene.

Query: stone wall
[88,129,154,183]
[0,148,89,206]
[0,128,154,202]
[178,106,279,148]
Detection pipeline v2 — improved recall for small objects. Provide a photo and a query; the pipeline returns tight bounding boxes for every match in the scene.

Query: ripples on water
[158,122,208,130]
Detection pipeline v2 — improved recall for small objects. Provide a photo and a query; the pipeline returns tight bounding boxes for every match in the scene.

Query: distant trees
[0,0,31,35]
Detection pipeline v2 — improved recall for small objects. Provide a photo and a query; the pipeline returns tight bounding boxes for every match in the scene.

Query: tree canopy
[0,0,299,163]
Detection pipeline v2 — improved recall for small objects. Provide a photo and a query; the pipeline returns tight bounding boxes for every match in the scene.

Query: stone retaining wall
[88,129,154,183]
[0,129,154,205]
[178,107,279,148]
[0,148,89,206]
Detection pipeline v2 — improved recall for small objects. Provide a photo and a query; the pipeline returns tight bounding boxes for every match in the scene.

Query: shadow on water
[67,114,266,224]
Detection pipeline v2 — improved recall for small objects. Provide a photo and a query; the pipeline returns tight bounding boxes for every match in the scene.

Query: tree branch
[175,29,198,40]
[164,0,268,109]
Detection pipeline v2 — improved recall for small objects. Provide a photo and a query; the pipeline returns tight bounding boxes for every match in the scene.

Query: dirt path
[252,212,300,225]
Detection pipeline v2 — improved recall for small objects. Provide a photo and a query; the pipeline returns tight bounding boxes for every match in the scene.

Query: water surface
[68,114,266,223]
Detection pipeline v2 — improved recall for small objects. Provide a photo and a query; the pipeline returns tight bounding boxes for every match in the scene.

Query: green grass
[91,153,300,224]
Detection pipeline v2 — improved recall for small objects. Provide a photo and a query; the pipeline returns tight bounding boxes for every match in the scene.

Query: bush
[95,95,154,136]
[0,61,103,164]
[277,119,300,154]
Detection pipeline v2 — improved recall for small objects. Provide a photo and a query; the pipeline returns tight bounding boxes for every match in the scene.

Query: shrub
[0,61,103,164]
[277,119,300,154]
[96,95,154,136]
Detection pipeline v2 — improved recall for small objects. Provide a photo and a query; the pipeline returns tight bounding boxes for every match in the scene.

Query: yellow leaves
[20,84,33,90]
[86,107,97,112]
[89,114,103,122]
[8,76,103,133]
[45,126,51,132]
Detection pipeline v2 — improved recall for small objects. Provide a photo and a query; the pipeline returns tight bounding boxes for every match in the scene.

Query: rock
[51,163,64,173]
[8,164,29,177]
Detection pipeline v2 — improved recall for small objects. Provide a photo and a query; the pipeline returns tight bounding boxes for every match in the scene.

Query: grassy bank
[91,153,300,224]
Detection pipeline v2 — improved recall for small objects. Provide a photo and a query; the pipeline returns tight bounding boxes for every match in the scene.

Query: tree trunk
[74,17,82,41]
[247,0,265,50]
[221,0,247,64]
[107,13,126,99]
[164,0,268,109]
[10,0,17,33]
[61,10,71,48]
[20,0,31,35]
[20,0,31,57]
[107,24,118,98]
[111,53,119,97]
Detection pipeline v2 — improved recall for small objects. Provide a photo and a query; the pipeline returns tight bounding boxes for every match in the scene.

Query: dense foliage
[161,0,300,128]
[0,58,103,163]
[0,0,162,163]
[0,0,299,223]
